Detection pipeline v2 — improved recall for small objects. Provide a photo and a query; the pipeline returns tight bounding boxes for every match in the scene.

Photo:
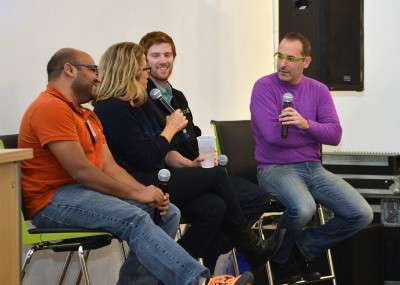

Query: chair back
[211,120,258,184]
[0,134,18,148]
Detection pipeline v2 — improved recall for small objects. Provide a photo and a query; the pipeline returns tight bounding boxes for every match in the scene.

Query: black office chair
[0,134,126,285]
[0,134,19,150]
[211,120,336,285]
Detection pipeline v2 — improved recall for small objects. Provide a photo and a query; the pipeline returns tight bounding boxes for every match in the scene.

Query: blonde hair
[95,42,147,106]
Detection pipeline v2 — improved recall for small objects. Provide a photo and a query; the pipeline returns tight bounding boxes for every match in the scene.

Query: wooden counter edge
[0,149,33,164]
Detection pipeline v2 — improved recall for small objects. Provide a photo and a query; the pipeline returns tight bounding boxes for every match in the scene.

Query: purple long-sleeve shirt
[250,73,342,168]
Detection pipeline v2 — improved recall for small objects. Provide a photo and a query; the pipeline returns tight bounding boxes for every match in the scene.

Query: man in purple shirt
[250,32,373,284]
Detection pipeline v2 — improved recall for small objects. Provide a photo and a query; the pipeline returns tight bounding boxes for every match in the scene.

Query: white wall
[0,0,273,138]
[2,0,273,284]
[330,0,400,153]
[2,1,399,153]
[2,0,399,283]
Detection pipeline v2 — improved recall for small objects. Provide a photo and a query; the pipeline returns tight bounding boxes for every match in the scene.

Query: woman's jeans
[258,162,373,263]
[32,184,209,285]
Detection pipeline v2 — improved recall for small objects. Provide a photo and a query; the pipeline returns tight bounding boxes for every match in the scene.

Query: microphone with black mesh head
[281,92,294,139]
[154,169,171,224]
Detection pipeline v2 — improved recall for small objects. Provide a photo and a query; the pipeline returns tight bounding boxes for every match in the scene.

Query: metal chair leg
[257,214,276,285]
[21,246,37,280]
[118,239,127,261]
[198,257,204,265]
[231,248,240,276]
[265,261,275,285]
[317,205,337,285]
[176,227,182,240]
[258,205,337,285]
[325,248,337,285]
[77,246,91,285]
[57,251,74,285]
[177,223,190,240]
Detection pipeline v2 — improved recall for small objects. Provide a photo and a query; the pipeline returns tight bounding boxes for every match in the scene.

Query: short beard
[151,65,173,82]
[71,76,94,104]
[151,73,171,85]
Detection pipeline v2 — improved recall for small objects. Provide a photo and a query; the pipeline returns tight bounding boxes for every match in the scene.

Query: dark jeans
[202,176,270,271]
[165,166,248,260]
[131,167,269,270]
[167,167,270,271]
[229,176,271,225]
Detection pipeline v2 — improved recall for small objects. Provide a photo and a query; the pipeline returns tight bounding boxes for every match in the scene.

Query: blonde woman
[94,42,285,276]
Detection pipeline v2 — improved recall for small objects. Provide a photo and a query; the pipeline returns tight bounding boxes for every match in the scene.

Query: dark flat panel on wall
[279,0,364,91]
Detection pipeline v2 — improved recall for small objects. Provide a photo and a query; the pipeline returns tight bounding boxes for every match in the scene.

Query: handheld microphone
[281,92,294,139]
[158,168,171,187]
[218,154,229,167]
[149,88,189,137]
[154,168,171,224]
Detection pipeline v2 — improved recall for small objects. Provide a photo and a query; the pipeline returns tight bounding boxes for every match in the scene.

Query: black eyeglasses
[71,64,99,74]
[142,66,151,73]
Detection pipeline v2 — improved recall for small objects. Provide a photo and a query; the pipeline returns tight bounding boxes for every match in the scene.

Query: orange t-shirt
[19,85,106,218]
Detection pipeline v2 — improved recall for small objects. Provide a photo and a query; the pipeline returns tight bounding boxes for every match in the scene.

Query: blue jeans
[258,162,373,263]
[31,184,209,285]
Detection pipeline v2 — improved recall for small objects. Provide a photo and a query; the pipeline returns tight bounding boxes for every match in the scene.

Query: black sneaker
[228,226,286,269]
[301,261,321,281]
[293,247,321,281]
[270,259,302,284]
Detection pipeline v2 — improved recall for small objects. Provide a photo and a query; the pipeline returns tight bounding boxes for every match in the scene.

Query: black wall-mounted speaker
[279,0,364,91]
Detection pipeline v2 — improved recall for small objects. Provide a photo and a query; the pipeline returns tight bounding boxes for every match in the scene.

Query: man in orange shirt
[18,48,254,285]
